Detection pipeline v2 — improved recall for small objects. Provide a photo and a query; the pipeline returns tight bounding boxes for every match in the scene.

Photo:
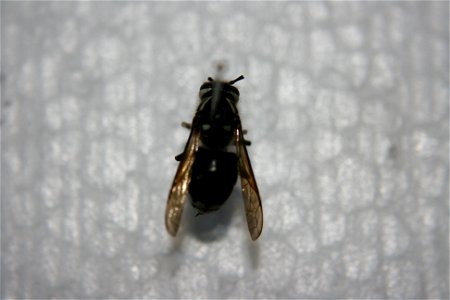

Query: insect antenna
[229,75,245,85]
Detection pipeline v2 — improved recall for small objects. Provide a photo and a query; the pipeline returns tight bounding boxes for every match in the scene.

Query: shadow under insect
[185,187,240,242]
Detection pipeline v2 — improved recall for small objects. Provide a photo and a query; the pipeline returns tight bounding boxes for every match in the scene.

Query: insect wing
[165,117,201,236]
[235,122,263,240]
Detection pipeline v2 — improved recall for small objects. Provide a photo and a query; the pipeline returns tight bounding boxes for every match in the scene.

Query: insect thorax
[197,83,239,149]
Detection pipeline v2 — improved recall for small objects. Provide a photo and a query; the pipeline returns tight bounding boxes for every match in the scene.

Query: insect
[165,74,263,240]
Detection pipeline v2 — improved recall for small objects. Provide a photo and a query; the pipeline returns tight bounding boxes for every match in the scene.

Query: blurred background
[2,1,448,299]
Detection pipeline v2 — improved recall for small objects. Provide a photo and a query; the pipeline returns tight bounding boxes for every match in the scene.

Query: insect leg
[242,129,250,145]
[175,153,184,161]
[234,137,251,146]
[181,122,192,129]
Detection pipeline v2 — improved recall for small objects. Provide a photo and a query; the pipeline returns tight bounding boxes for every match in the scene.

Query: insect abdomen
[189,147,238,213]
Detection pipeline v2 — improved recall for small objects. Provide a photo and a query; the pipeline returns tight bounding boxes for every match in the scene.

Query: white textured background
[1,1,449,299]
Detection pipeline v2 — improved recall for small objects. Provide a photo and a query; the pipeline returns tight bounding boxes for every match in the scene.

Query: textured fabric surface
[2,2,449,299]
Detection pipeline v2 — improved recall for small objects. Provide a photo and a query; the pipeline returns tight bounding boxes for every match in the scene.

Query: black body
[166,74,263,240]
[189,148,238,212]
[189,80,241,213]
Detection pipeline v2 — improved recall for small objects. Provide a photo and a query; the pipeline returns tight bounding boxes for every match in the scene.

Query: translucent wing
[165,116,201,236]
[235,121,263,240]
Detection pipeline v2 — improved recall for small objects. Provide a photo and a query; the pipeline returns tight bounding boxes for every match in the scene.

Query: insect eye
[228,86,239,96]
[199,82,212,98]
[199,89,208,98]
[225,86,240,103]
[200,82,212,90]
